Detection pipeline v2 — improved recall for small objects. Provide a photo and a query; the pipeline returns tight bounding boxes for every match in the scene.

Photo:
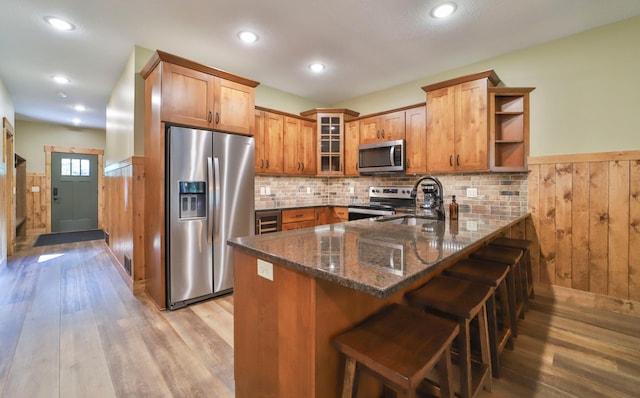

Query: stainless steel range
[348,186,415,221]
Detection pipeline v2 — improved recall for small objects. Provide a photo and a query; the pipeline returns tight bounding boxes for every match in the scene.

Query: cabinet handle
[381,129,385,138]
[376,130,380,138]
[208,111,213,123]
[407,158,410,168]
[301,162,305,171]
[261,159,264,168]
[456,154,460,166]
[449,155,453,166]
[215,112,220,124]
[297,162,301,171]
[266,159,269,169]
[295,214,303,218]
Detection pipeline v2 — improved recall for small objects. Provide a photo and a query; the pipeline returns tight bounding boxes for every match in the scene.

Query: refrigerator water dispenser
[178,181,206,219]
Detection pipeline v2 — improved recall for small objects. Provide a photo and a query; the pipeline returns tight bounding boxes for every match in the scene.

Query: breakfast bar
[229,211,530,398]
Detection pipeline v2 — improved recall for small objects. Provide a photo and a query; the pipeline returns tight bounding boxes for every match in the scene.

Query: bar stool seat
[490,237,535,300]
[406,276,492,398]
[333,303,459,398]
[444,258,516,378]
[471,245,527,319]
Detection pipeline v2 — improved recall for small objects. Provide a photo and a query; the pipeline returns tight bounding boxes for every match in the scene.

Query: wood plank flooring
[1,238,638,397]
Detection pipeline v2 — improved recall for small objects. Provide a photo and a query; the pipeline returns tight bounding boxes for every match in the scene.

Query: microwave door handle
[389,146,395,166]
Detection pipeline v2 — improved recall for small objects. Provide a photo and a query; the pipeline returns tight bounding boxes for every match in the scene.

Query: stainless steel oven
[348,186,415,221]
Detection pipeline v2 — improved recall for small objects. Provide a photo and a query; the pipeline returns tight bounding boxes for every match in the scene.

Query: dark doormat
[34,229,105,247]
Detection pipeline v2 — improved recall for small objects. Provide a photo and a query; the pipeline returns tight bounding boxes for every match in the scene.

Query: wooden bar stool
[444,257,515,379]
[406,276,492,398]
[490,237,535,300]
[333,303,459,398]
[471,245,527,319]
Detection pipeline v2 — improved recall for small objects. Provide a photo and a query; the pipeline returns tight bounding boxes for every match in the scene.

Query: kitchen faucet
[410,175,445,220]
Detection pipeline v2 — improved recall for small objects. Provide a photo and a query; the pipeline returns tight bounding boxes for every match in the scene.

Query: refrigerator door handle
[213,157,221,242]
[207,157,214,244]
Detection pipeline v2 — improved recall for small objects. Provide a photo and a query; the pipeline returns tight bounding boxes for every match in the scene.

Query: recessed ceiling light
[44,16,75,31]
[52,75,70,84]
[238,31,258,43]
[73,104,86,112]
[56,91,68,99]
[72,118,81,126]
[431,2,457,18]
[309,63,325,73]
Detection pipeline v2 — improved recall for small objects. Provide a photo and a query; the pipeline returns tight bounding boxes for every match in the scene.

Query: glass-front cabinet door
[318,113,343,174]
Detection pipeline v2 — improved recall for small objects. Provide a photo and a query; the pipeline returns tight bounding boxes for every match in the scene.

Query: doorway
[44,146,104,233]
[50,152,98,232]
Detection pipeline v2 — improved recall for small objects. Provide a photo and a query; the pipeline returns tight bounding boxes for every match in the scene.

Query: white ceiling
[1,0,640,130]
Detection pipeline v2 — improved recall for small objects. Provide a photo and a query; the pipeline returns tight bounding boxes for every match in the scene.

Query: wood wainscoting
[528,151,640,308]
[104,157,145,294]
[25,173,48,234]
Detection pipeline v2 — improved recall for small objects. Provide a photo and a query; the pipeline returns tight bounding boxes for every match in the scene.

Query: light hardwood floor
[1,239,638,397]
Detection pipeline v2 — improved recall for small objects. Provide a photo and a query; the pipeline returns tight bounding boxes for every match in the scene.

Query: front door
[51,152,98,232]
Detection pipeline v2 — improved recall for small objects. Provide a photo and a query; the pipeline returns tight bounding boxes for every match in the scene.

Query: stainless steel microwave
[357,139,405,173]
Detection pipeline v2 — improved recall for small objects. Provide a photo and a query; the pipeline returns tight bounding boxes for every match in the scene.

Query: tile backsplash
[255,172,528,216]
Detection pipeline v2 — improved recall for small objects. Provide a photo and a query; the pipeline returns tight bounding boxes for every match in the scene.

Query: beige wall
[332,16,640,157]
[105,46,154,165]
[14,120,105,174]
[255,85,326,114]
[0,76,15,266]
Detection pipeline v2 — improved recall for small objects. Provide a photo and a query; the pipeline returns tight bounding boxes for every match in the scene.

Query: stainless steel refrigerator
[166,126,254,309]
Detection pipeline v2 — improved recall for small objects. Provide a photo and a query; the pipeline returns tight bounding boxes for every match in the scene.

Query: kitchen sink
[375,214,441,226]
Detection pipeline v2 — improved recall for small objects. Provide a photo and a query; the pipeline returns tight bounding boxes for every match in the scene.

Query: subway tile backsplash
[255,173,528,216]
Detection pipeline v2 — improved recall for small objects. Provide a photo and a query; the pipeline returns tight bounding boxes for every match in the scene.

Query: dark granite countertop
[229,211,529,298]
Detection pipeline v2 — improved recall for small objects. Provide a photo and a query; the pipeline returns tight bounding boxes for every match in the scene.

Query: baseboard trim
[104,242,134,293]
[536,283,640,319]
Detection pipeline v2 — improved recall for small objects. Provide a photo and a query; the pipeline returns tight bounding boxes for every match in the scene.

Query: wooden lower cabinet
[281,208,315,230]
[233,250,407,398]
[329,206,348,223]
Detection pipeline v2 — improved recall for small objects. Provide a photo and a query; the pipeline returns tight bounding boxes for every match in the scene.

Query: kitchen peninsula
[229,210,531,397]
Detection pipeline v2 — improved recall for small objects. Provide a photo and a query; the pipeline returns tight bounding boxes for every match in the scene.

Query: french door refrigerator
[166,126,254,309]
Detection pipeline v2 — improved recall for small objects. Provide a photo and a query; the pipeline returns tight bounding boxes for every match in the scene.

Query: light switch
[31,186,40,193]
[265,186,271,195]
[466,187,478,198]
[257,259,274,281]
[260,187,265,195]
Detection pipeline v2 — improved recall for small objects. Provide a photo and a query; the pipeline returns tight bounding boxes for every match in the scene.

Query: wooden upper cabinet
[300,120,317,175]
[142,50,259,135]
[255,110,267,172]
[359,111,405,144]
[344,120,360,176]
[423,70,500,172]
[264,112,284,174]
[283,116,316,175]
[215,78,255,135]
[161,62,215,129]
[404,106,427,174]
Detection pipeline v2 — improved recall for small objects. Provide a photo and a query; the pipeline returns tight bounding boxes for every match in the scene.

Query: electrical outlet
[307,187,311,194]
[265,186,271,195]
[257,259,274,281]
[466,187,478,198]
[349,186,355,194]
[31,186,40,193]
[466,220,478,231]
[260,187,266,195]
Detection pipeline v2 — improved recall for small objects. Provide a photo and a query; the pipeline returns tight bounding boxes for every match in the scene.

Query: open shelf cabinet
[489,87,534,171]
